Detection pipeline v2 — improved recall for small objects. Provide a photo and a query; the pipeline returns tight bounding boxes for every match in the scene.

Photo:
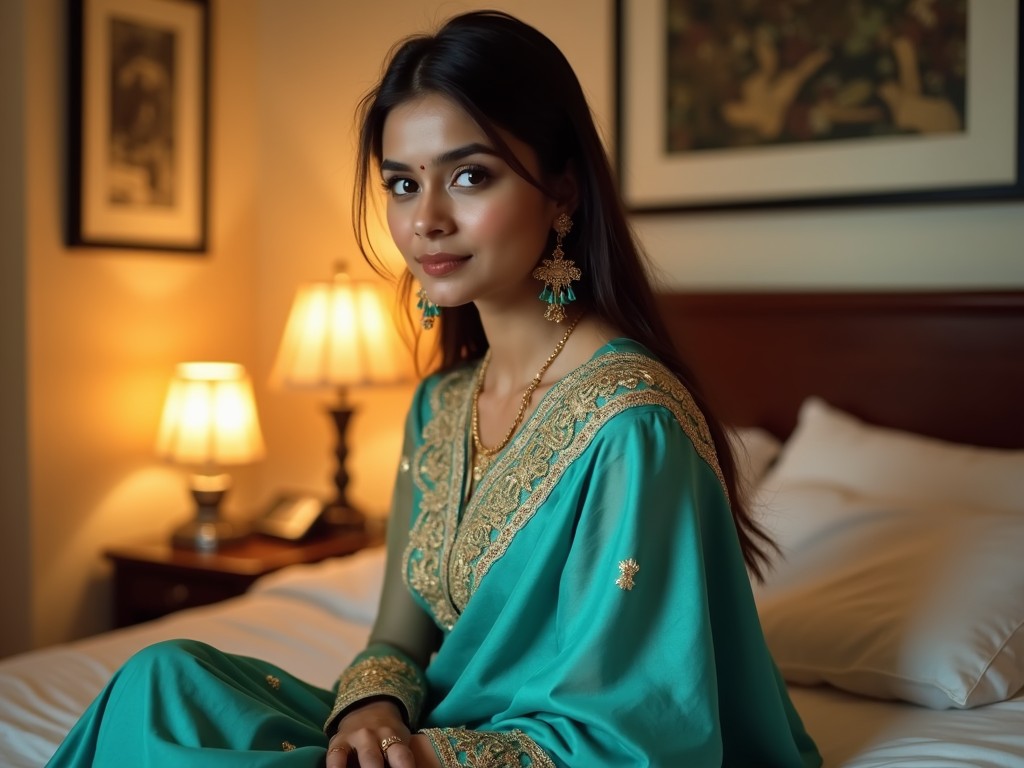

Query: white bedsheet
[2,546,1022,768]
[791,685,1024,767]
[0,548,383,768]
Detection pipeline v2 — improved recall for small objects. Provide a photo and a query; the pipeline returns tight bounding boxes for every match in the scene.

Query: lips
[418,252,471,277]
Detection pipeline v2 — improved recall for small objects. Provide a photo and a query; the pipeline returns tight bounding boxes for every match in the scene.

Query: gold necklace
[471,314,583,483]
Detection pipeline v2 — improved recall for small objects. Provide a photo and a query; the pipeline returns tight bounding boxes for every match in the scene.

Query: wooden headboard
[656,291,1024,450]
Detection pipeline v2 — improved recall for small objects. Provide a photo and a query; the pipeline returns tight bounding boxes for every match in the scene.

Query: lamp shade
[156,362,266,467]
[270,271,410,390]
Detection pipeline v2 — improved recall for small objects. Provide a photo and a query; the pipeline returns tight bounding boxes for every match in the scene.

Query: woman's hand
[326,699,424,768]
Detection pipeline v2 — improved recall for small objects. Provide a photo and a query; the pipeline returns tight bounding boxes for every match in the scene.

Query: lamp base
[322,402,366,533]
[171,476,248,552]
[318,501,366,532]
[171,516,248,552]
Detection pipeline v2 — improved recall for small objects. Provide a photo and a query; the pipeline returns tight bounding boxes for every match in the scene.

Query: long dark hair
[352,10,775,580]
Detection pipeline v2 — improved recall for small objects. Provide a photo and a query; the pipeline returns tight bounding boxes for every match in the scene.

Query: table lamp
[270,265,410,530]
[156,361,265,551]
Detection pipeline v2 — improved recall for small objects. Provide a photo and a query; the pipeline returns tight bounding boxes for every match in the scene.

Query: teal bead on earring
[417,289,441,329]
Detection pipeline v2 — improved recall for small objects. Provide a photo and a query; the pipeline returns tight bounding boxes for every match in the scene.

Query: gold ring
[328,745,345,754]
[380,735,403,753]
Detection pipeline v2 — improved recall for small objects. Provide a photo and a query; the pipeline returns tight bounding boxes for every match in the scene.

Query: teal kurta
[48,340,821,768]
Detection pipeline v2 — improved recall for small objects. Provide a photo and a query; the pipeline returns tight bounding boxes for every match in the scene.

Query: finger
[350,738,386,768]
[381,741,416,768]
[353,745,386,768]
[325,740,349,768]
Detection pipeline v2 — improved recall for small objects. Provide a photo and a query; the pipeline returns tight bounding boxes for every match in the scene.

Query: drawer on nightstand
[105,530,383,627]
[121,574,239,613]
[111,569,252,626]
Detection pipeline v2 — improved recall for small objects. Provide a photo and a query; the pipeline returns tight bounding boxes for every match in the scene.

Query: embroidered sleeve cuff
[324,645,427,733]
[420,727,556,768]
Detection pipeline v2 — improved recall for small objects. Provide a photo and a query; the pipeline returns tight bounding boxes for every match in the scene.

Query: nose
[413,187,454,239]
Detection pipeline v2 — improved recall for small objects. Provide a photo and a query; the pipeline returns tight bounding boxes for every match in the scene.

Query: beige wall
[639,201,1024,290]
[6,0,1024,655]
[2,0,263,654]
[0,0,31,659]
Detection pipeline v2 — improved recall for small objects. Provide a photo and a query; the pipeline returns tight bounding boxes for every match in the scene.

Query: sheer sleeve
[324,382,441,733]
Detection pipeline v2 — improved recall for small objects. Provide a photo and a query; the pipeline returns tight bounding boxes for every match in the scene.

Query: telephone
[253,493,325,541]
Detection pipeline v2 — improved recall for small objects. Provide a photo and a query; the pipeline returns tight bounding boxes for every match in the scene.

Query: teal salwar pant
[47,639,336,767]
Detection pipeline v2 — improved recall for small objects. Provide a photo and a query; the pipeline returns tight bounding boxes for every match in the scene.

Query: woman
[48,11,820,768]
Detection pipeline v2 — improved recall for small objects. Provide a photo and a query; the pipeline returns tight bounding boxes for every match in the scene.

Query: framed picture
[67,0,209,250]
[615,0,1024,213]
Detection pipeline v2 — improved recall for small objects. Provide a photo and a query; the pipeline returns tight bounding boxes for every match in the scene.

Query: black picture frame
[615,0,1024,213]
[67,0,209,251]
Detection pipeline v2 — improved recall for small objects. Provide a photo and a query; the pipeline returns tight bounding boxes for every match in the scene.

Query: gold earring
[532,212,581,323]
[417,288,440,329]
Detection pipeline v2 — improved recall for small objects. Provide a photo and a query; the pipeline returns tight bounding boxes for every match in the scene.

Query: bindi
[419,165,425,170]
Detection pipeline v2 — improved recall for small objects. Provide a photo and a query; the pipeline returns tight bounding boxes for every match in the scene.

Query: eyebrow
[380,142,498,173]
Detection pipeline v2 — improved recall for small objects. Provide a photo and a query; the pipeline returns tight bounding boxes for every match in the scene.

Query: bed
[2,290,1023,767]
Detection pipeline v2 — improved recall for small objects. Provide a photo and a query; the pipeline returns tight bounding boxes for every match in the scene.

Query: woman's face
[380,93,566,312]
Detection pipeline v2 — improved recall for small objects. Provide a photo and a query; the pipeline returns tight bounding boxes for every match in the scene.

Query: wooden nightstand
[104,530,379,628]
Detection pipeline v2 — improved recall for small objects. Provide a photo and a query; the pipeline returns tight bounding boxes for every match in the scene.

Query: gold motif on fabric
[404,352,725,630]
[265,674,280,690]
[403,368,475,629]
[281,741,296,751]
[325,654,426,732]
[616,558,640,590]
[421,727,556,768]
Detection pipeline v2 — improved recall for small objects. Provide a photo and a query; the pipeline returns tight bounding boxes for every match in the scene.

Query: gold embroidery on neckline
[402,367,474,629]
[403,351,725,630]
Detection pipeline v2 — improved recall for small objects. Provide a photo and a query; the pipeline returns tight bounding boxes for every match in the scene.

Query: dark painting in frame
[615,0,1024,213]
[67,0,209,251]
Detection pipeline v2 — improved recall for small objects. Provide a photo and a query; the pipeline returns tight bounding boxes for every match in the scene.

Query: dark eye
[452,166,489,188]
[385,177,419,197]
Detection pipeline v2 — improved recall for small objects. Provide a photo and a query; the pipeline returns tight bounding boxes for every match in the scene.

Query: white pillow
[753,398,1024,709]
[761,397,1024,512]
[753,485,1024,709]
[727,426,783,501]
